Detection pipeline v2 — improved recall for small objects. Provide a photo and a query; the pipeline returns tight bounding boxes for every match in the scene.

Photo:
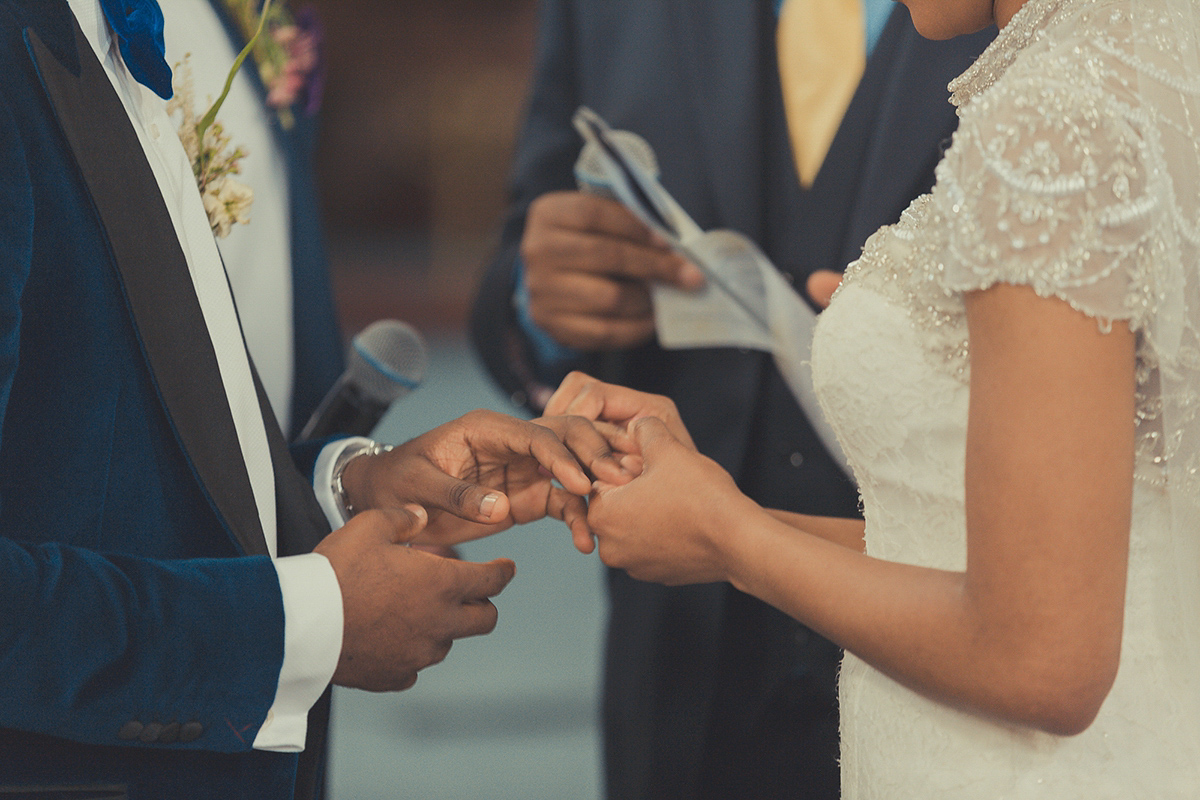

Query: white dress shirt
[67,0,342,752]
[160,0,296,434]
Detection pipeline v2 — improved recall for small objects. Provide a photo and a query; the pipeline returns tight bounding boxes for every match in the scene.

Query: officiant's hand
[806,270,843,309]
[521,191,705,351]
[587,416,748,583]
[337,409,629,546]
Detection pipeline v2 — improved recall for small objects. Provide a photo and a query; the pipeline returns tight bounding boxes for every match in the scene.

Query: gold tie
[777,0,866,187]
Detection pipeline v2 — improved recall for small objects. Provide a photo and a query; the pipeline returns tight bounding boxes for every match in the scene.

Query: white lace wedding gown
[811,0,1200,795]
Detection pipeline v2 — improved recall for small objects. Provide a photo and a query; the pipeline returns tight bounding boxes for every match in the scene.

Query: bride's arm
[763,509,865,552]
[585,282,1135,736]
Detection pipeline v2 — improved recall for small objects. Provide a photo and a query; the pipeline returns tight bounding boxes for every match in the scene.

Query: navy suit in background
[470,2,994,797]
[0,2,331,796]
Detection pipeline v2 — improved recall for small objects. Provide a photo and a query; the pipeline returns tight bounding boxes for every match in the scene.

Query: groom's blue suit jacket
[0,2,332,796]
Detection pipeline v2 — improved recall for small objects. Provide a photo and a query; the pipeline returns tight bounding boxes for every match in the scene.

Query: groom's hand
[339,409,629,546]
[316,505,516,692]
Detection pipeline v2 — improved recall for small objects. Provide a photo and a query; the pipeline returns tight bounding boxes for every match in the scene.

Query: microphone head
[346,319,428,404]
[575,129,659,199]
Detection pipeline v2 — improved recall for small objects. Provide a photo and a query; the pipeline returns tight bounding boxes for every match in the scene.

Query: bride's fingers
[541,486,595,554]
[535,415,635,485]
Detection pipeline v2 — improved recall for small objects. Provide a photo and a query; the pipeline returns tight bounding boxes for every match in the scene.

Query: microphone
[297,319,428,442]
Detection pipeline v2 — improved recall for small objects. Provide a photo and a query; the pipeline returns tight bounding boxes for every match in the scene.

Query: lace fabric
[812,0,1200,794]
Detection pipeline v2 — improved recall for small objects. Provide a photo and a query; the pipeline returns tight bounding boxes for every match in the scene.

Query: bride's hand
[585,416,747,585]
[546,371,697,452]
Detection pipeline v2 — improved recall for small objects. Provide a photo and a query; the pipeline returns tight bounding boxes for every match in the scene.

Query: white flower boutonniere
[167,0,275,238]
[167,56,253,238]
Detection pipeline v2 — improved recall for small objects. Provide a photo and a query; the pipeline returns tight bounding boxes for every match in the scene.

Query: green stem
[195,0,273,146]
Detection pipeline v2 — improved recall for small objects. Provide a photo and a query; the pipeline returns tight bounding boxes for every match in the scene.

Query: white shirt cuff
[252,552,344,752]
[312,436,373,530]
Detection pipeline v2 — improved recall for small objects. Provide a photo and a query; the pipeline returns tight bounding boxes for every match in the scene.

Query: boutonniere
[222,0,324,129]
[167,57,252,238]
[167,0,276,238]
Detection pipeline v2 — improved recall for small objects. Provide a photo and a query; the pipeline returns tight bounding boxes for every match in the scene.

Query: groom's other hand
[315,505,516,692]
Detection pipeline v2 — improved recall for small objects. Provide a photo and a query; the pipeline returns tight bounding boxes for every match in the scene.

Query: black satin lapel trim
[27,21,268,557]
[670,0,768,239]
[250,362,330,557]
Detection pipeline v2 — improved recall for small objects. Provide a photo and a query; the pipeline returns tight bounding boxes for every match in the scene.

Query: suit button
[117,721,143,741]
[179,721,204,742]
[138,722,164,743]
[158,722,181,744]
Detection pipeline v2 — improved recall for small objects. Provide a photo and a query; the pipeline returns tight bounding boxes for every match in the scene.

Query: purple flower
[295,6,325,116]
[265,5,325,117]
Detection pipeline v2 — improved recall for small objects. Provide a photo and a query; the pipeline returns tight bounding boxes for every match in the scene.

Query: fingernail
[479,493,500,516]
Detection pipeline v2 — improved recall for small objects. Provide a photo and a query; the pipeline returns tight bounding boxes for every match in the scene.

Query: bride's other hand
[546,371,697,450]
[586,417,748,582]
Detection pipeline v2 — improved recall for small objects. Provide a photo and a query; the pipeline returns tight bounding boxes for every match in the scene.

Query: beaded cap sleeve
[946,0,1200,494]
[938,0,1181,337]
[839,0,1200,491]
[937,62,1157,328]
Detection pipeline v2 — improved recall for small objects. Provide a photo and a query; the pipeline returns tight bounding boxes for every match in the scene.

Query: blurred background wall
[312,0,538,337]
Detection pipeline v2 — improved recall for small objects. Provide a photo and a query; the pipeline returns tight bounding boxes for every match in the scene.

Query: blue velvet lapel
[24,17,270,557]
[10,0,78,75]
